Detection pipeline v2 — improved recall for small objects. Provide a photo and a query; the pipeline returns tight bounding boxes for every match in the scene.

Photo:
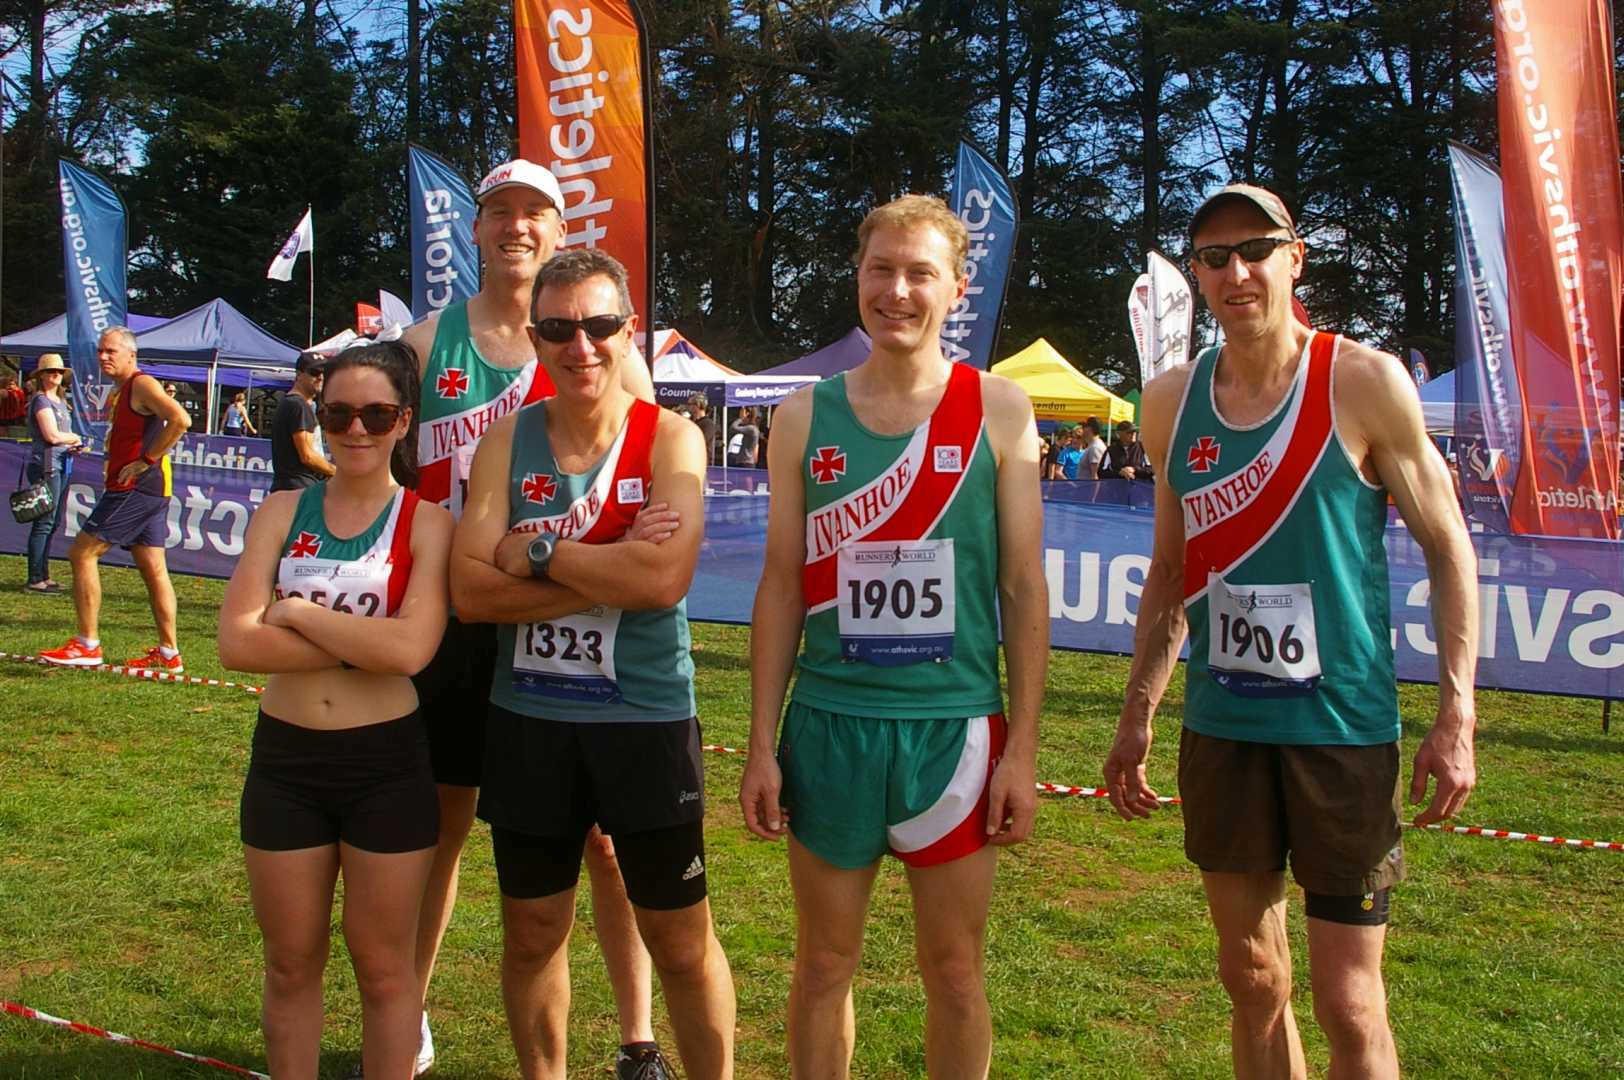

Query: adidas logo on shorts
[681,855,705,882]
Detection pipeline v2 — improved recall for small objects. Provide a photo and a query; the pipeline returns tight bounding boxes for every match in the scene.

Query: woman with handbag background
[22,353,81,594]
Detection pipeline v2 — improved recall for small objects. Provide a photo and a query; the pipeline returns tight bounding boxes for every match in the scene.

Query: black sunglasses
[1192,236,1293,270]
[316,401,404,435]
[533,313,630,344]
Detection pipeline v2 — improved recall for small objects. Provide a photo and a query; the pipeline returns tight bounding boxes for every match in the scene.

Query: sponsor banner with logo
[9,441,1617,699]
[515,0,654,322]
[1493,1,1623,538]
[1448,141,1520,532]
[407,145,480,318]
[57,160,129,443]
[942,140,1017,369]
[1128,273,1153,386]
[1146,251,1193,380]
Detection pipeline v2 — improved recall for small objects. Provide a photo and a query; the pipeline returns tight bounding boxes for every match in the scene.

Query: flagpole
[306,205,314,347]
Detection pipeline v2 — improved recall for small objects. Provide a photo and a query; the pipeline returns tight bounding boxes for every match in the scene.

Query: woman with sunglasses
[219,342,453,1080]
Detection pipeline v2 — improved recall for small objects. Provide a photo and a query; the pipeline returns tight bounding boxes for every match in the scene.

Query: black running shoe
[615,1044,672,1080]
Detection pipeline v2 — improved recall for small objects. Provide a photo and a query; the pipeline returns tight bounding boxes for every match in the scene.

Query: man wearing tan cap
[398,158,667,1078]
[1103,183,1479,1078]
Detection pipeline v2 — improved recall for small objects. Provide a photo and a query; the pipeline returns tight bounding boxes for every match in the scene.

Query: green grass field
[0,555,1620,1078]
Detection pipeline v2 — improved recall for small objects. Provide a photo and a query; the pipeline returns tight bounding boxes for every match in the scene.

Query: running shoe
[616,1044,672,1080]
[39,637,102,667]
[123,647,184,674]
[415,1011,434,1075]
[24,581,64,594]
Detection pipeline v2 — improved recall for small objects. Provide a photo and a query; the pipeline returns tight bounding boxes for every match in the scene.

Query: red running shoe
[39,637,104,667]
[124,647,184,675]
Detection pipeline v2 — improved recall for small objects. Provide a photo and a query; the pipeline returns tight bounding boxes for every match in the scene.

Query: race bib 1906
[837,539,955,666]
[1206,574,1320,697]
[513,605,624,703]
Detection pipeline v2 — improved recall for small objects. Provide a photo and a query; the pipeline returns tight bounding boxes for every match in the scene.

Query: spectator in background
[1101,420,1153,481]
[271,353,336,492]
[687,392,717,465]
[1080,418,1107,480]
[222,391,257,437]
[164,382,179,397]
[0,370,26,425]
[22,354,82,594]
[1048,424,1083,480]
[728,405,761,467]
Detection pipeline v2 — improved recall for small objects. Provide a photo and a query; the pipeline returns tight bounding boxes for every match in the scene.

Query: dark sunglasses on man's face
[533,313,629,344]
[316,402,404,435]
[1192,236,1293,270]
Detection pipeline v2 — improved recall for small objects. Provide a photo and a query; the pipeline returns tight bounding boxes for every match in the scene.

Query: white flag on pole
[1146,250,1193,381]
[266,209,313,281]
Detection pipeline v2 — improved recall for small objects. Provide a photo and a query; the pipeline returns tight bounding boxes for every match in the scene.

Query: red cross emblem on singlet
[436,367,469,399]
[288,531,323,558]
[521,472,558,504]
[809,445,846,485]
[1186,435,1221,474]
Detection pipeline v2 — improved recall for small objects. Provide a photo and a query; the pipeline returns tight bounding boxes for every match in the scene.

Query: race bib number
[837,539,955,666]
[276,561,388,618]
[1206,574,1320,697]
[513,605,624,703]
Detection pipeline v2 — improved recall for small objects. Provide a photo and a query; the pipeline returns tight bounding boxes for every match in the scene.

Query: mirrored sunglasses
[1192,236,1292,270]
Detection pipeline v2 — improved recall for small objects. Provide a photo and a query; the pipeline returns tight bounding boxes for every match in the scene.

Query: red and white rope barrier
[703,744,1623,852]
[1,1000,269,1079]
[0,651,263,694]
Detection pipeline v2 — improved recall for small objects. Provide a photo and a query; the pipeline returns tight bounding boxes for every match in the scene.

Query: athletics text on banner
[57,160,128,445]
[942,140,1017,369]
[1493,0,1623,538]
[407,145,479,319]
[515,0,655,324]
[1448,141,1520,533]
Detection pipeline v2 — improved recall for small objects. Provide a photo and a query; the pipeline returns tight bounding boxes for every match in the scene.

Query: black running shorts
[413,616,498,786]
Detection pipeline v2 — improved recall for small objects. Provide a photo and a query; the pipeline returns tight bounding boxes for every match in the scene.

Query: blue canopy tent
[3,311,171,360]
[1419,369,1455,433]
[755,327,871,378]
[130,299,300,433]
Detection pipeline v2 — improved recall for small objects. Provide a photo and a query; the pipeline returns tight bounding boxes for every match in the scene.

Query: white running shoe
[414,1011,434,1076]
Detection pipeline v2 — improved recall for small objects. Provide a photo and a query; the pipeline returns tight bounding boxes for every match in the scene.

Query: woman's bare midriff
[259,668,420,729]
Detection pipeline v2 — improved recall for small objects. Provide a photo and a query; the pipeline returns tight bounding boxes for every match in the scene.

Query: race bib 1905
[1206,574,1321,697]
[837,539,955,666]
[513,605,624,703]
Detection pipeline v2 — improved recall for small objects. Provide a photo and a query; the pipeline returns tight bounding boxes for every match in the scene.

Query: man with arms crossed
[739,195,1048,1078]
[42,327,192,672]
[400,159,667,1076]
[1103,184,1478,1079]
[452,249,735,1079]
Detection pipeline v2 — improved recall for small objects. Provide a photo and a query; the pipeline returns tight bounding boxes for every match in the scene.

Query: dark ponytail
[319,341,421,488]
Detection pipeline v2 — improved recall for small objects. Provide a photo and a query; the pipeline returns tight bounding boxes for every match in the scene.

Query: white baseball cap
[476,159,565,211]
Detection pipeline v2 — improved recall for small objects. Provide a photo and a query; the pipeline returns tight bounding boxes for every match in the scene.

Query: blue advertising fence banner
[57,160,128,443]
[408,145,479,319]
[942,141,1017,370]
[4,440,1618,700]
[1447,142,1520,532]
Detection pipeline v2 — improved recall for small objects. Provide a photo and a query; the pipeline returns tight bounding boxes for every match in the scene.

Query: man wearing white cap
[399,159,666,1078]
[1103,183,1478,1078]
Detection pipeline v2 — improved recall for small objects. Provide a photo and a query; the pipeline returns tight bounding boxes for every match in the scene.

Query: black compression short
[414,616,498,786]
[240,710,438,854]
[490,819,708,911]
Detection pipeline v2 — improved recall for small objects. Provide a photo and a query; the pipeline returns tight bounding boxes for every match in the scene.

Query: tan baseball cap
[476,159,565,212]
[1189,183,1296,242]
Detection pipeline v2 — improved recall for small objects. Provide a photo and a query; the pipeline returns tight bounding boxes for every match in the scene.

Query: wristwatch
[527,534,557,578]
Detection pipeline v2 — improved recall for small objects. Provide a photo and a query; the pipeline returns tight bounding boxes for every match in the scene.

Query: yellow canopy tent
[990,339,1136,423]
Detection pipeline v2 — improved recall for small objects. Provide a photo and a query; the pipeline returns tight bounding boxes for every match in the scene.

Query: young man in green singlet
[399,159,667,1078]
[740,195,1049,1078]
[451,249,735,1080]
[1103,184,1480,1079]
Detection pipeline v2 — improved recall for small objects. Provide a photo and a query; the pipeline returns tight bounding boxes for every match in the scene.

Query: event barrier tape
[701,745,1624,852]
[0,652,264,694]
[3,659,1617,853]
[0,1000,271,1079]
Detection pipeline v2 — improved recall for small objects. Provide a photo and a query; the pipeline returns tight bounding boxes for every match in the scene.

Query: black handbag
[9,461,54,524]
